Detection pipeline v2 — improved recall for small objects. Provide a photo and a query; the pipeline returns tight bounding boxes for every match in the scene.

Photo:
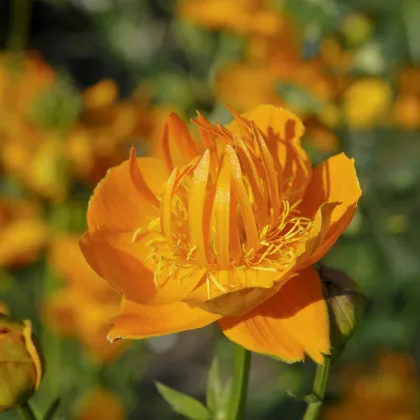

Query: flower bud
[0,315,44,412]
[320,266,366,362]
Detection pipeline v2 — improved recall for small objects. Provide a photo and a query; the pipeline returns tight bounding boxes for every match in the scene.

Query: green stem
[302,356,331,420]
[227,345,251,420]
[17,402,37,420]
[8,0,32,53]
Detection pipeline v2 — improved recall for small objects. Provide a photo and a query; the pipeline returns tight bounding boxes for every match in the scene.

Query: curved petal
[226,105,312,201]
[229,104,305,144]
[136,156,169,198]
[79,230,206,306]
[183,268,295,316]
[157,113,199,171]
[108,298,220,341]
[299,153,362,266]
[87,157,159,231]
[219,267,329,364]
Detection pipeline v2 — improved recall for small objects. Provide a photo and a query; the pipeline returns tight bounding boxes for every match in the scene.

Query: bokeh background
[1,0,420,418]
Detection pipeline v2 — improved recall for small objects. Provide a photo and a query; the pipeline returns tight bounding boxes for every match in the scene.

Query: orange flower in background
[43,236,126,362]
[324,352,420,420]
[0,198,48,268]
[0,57,166,200]
[393,67,420,129]
[80,105,361,363]
[77,387,125,420]
[0,52,55,119]
[178,0,284,37]
[68,80,166,185]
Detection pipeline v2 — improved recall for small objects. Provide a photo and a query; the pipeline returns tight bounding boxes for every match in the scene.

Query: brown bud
[320,266,366,362]
[0,315,44,412]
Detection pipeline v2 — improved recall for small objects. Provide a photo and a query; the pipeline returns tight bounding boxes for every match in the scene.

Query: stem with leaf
[226,345,251,420]
[302,356,331,420]
[17,402,37,420]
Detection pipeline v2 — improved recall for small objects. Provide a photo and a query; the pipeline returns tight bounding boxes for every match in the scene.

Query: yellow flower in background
[43,236,126,362]
[343,78,392,129]
[324,352,420,420]
[178,0,283,37]
[80,105,361,363]
[77,387,125,420]
[2,130,69,202]
[0,198,48,268]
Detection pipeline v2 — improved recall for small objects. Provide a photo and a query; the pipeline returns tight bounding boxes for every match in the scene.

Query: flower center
[135,122,314,296]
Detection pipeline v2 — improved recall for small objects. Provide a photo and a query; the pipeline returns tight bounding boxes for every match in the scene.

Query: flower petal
[79,230,205,306]
[219,267,329,364]
[184,268,294,316]
[157,113,199,171]
[226,105,312,201]
[228,104,305,144]
[299,153,362,266]
[134,156,169,198]
[87,157,159,231]
[108,298,220,341]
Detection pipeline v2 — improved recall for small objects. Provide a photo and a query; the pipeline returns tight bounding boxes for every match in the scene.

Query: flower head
[80,105,361,363]
[324,352,418,420]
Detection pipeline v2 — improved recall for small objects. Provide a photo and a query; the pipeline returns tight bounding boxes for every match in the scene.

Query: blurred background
[1,0,420,418]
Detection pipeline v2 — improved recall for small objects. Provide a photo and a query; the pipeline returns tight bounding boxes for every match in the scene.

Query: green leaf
[156,382,212,420]
[206,357,222,414]
[403,0,420,63]
[276,82,325,113]
[43,398,61,420]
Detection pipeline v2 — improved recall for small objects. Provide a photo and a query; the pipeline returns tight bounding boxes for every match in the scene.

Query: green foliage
[156,382,212,420]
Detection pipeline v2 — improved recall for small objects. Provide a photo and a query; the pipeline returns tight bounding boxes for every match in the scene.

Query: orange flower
[43,236,126,362]
[77,387,125,420]
[393,67,420,129]
[178,0,283,37]
[324,352,419,420]
[80,105,361,363]
[0,198,48,268]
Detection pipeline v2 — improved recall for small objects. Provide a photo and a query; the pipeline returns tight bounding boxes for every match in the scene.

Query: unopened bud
[0,316,44,412]
[320,266,366,362]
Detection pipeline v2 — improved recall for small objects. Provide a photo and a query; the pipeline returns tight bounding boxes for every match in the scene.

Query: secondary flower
[178,0,283,37]
[77,387,125,420]
[80,105,361,363]
[0,197,48,268]
[324,352,418,420]
[43,236,126,362]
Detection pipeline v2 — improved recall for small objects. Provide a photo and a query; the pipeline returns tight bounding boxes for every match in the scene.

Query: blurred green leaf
[403,0,420,63]
[277,82,325,113]
[156,382,211,420]
[43,398,61,420]
[206,357,221,414]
